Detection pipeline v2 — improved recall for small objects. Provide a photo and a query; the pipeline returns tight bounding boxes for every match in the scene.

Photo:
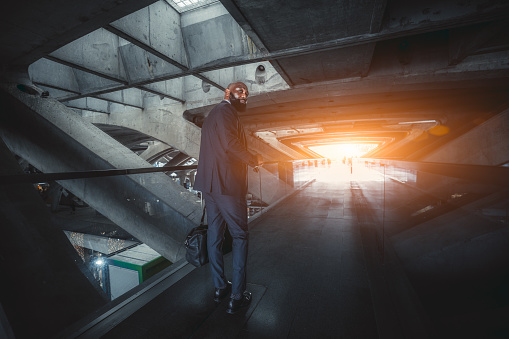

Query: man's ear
[224,88,230,100]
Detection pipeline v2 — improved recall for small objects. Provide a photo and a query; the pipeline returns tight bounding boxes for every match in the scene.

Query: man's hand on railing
[253,154,264,173]
[256,154,264,167]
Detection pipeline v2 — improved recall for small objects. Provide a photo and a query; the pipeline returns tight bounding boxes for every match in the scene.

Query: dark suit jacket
[194,101,257,197]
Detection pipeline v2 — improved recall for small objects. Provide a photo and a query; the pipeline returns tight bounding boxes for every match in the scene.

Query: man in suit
[194,82,263,314]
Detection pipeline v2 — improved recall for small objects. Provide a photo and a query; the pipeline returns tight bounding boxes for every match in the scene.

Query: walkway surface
[87,164,387,338]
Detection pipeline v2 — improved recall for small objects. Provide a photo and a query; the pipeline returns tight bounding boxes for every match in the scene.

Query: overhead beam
[45,56,185,104]
[199,13,509,70]
[105,24,188,71]
[105,23,224,91]
[67,106,110,115]
[91,96,143,110]
[192,73,224,91]
[44,55,128,85]
[58,10,509,102]
[32,81,80,95]
[135,86,185,103]
[34,81,143,109]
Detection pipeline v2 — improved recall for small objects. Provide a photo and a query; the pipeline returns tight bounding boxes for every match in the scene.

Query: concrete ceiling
[2,0,509,160]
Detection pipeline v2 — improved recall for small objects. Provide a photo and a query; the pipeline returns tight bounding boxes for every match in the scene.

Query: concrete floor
[40,163,509,338]
[88,165,388,338]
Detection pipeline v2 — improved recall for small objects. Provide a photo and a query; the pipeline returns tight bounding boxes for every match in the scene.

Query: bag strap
[200,204,206,226]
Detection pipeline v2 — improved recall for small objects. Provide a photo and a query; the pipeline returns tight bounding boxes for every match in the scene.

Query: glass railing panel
[366,159,509,336]
[356,159,509,257]
[247,159,325,218]
[3,164,202,306]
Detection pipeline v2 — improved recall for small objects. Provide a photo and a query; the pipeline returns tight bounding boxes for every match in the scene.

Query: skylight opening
[174,0,199,8]
[166,0,217,13]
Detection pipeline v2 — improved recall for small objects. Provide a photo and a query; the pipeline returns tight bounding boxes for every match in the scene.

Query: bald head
[225,82,249,112]
[227,82,249,95]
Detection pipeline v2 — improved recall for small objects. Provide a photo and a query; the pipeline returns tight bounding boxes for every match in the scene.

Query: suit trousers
[204,192,249,300]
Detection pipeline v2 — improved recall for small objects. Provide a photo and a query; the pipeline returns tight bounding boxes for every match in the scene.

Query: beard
[230,96,247,112]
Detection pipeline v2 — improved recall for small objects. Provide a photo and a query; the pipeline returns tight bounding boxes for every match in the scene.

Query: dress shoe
[214,281,232,303]
[226,291,252,314]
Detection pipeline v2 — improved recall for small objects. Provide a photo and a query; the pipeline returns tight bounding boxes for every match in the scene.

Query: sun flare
[310,143,378,160]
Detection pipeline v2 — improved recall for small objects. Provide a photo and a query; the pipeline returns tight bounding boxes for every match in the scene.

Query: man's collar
[223,99,231,104]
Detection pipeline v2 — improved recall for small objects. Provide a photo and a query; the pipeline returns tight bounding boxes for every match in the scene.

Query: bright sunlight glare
[310,143,378,160]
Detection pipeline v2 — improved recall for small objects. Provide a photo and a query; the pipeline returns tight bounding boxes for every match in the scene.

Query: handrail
[363,158,509,187]
[0,159,319,184]
[5,157,505,186]
[0,165,198,184]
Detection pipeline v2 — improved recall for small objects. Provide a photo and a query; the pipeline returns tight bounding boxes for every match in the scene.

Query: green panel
[141,256,172,282]
[109,259,143,283]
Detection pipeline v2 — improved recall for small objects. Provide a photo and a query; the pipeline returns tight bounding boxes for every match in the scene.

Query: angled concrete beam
[268,60,294,87]
[218,0,269,54]
[369,0,388,34]
[0,83,202,263]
